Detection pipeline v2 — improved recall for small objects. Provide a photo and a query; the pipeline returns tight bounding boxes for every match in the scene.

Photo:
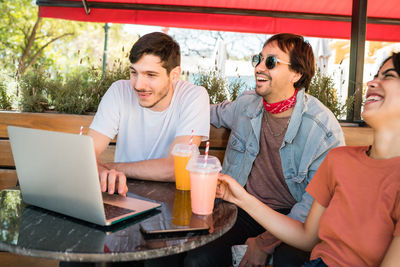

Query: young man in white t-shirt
[88,32,210,197]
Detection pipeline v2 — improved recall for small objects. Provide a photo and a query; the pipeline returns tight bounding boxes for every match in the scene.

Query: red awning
[38,0,400,42]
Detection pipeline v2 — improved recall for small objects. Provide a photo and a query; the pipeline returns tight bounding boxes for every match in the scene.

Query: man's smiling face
[254,41,300,103]
[130,54,176,112]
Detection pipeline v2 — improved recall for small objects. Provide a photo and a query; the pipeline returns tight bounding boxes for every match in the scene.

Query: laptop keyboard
[103,203,135,220]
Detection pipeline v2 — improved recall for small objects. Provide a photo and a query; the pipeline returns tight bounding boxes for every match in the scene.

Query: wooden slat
[342,126,373,146]
[0,140,13,167]
[0,139,115,167]
[200,126,230,148]
[0,170,18,190]
[0,111,230,147]
[0,111,94,138]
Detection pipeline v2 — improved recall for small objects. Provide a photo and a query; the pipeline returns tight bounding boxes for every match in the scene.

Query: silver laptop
[7,126,161,226]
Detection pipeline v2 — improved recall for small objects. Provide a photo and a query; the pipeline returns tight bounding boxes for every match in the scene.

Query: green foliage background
[19,70,51,112]
[19,62,129,114]
[0,79,13,110]
[194,69,248,104]
[0,0,132,75]
[308,69,353,119]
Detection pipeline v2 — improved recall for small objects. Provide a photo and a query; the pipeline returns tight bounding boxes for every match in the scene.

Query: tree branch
[18,17,42,74]
[20,32,74,74]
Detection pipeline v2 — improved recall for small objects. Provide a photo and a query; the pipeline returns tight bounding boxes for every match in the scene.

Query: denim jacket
[211,89,345,222]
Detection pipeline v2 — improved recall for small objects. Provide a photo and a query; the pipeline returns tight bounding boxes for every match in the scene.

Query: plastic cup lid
[186,155,222,173]
[171,143,199,156]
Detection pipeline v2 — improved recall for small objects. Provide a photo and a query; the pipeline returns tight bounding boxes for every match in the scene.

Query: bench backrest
[0,111,373,189]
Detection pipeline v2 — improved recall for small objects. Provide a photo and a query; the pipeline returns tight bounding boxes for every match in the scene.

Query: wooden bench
[0,111,373,190]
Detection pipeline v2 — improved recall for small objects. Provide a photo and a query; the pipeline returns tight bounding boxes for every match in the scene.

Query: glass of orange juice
[171,144,199,190]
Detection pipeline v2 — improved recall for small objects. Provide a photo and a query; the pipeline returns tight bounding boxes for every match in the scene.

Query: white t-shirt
[90,80,210,162]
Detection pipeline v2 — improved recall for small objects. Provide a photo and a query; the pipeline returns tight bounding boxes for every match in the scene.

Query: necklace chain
[264,112,290,137]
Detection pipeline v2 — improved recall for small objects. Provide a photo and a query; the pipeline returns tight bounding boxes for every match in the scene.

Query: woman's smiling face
[363,57,400,127]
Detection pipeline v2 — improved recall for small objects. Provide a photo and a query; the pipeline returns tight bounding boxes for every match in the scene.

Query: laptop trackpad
[102,192,160,214]
[103,202,135,221]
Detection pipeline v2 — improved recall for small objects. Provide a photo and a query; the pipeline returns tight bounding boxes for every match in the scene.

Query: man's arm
[87,128,112,171]
[87,129,128,196]
[210,101,235,129]
[104,135,202,182]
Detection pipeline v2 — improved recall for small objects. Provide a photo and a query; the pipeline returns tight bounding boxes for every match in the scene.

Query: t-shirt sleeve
[89,81,121,139]
[306,150,336,208]
[176,84,210,141]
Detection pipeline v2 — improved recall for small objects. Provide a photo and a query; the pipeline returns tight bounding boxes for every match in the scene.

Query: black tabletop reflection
[0,180,237,262]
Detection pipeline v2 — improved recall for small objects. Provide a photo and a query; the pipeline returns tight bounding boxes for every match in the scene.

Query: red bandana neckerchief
[263,89,298,114]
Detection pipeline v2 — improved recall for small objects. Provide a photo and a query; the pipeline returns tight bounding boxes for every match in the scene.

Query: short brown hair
[129,32,180,74]
[265,33,315,91]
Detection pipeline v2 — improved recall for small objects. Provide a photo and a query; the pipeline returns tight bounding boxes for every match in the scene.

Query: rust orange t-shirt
[306,146,400,266]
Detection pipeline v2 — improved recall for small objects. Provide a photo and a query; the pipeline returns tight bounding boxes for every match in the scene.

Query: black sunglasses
[251,54,291,69]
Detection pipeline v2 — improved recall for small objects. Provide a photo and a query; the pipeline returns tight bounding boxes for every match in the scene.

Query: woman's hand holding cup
[216,173,248,207]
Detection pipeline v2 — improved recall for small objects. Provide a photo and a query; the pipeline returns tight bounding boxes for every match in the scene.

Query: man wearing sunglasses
[185,33,345,267]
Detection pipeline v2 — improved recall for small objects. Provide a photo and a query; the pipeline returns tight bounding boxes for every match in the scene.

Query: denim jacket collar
[284,89,306,144]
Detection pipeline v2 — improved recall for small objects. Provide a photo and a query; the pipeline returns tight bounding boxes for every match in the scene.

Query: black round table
[0,180,237,263]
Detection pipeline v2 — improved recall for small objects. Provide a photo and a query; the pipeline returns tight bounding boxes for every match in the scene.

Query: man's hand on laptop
[99,168,128,197]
